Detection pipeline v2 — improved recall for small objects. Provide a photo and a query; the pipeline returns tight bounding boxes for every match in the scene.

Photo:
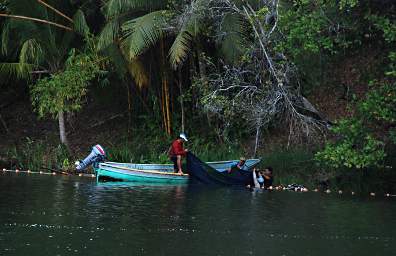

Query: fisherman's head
[179,132,188,142]
[264,166,273,175]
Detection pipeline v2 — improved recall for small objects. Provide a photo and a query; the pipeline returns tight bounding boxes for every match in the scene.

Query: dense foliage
[31,45,104,118]
[316,12,396,170]
[0,0,395,189]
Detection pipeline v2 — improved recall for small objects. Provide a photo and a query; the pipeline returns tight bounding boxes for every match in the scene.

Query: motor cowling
[76,144,106,171]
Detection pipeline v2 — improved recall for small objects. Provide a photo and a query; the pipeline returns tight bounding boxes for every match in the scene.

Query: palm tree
[98,0,250,134]
[0,0,89,148]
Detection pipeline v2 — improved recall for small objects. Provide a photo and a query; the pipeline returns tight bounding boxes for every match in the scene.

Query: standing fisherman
[168,133,188,174]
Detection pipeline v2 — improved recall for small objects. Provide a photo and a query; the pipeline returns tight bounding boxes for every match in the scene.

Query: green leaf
[121,10,170,59]
[73,9,90,38]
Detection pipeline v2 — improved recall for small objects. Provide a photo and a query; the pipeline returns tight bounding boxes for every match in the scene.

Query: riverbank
[1,138,395,194]
[0,77,394,194]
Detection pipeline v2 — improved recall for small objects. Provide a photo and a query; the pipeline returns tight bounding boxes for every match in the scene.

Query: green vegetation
[0,0,395,192]
[316,12,396,170]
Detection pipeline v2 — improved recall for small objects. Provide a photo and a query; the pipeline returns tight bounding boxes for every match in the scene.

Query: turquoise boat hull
[96,163,188,183]
[95,158,261,183]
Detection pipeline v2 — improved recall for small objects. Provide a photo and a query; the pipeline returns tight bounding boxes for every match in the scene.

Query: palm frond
[168,0,209,69]
[98,18,120,50]
[73,9,90,37]
[168,30,193,69]
[19,39,44,67]
[217,13,249,64]
[127,58,149,89]
[0,62,34,80]
[102,42,149,89]
[1,20,10,56]
[121,10,171,59]
[104,43,128,77]
[103,0,167,19]
[7,0,46,18]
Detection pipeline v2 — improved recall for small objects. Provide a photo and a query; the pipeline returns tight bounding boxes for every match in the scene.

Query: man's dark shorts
[170,156,178,173]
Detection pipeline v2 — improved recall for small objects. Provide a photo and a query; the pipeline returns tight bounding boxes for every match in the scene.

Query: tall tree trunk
[160,40,172,135]
[126,82,132,138]
[161,81,167,132]
[196,48,212,127]
[58,110,69,149]
[0,112,9,134]
[164,77,171,135]
[254,124,261,158]
[178,68,185,133]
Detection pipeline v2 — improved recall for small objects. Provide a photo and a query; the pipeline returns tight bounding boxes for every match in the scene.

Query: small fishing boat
[95,162,189,183]
[95,158,261,183]
[75,145,261,184]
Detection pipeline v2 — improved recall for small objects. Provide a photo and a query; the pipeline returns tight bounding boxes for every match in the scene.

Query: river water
[0,172,395,256]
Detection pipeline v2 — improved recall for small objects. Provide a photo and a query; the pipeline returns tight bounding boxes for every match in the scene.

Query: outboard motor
[76,144,106,171]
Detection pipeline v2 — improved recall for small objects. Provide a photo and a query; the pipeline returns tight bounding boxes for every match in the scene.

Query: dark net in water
[187,152,253,185]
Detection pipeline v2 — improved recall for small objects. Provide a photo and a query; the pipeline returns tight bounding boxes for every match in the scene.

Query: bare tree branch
[0,13,73,31]
[37,0,74,23]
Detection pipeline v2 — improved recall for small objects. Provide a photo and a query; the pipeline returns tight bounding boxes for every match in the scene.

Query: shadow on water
[0,172,395,256]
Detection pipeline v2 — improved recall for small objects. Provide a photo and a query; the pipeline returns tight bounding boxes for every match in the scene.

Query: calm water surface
[0,172,395,256]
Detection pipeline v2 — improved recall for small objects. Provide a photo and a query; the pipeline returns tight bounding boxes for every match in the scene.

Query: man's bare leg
[177,155,184,174]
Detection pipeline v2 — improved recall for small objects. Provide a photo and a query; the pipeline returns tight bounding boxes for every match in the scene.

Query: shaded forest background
[0,0,395,192]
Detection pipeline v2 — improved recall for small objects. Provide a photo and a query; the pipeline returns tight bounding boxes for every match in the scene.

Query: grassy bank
[2,133,395,194]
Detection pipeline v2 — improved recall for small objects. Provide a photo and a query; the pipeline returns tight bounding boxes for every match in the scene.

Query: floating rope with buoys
[1,168,395,197]
[1,168,95,178]
[268,185,396,198]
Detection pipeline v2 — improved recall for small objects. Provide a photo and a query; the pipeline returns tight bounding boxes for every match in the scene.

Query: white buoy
[351,191,355,195]
[370,192,375,197]
[325,189,331,194]
[91,174,95,178]
[338,190,343,194]
[78,173,83,177]
[52,172,56,175]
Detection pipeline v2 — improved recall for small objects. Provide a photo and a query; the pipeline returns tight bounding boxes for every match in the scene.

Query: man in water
[227,157,246,173]
[168,133,188,174]
[263,167,274,189]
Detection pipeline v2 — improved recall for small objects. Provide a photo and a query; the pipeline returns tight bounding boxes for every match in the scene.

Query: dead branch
[37,0,74,23]
[0,13,73,31]
[200,0,328,148]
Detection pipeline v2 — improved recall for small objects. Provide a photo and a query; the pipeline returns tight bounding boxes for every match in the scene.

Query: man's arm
[252,170,260,188]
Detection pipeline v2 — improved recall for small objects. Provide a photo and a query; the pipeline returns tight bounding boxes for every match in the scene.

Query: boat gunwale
[206,159,261,165]
[103,158,261,168]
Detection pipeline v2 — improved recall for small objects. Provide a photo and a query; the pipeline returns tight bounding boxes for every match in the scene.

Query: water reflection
[0,173,395,256]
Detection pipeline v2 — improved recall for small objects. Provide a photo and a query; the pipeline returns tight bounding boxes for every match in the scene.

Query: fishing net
[187,152,253,185]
